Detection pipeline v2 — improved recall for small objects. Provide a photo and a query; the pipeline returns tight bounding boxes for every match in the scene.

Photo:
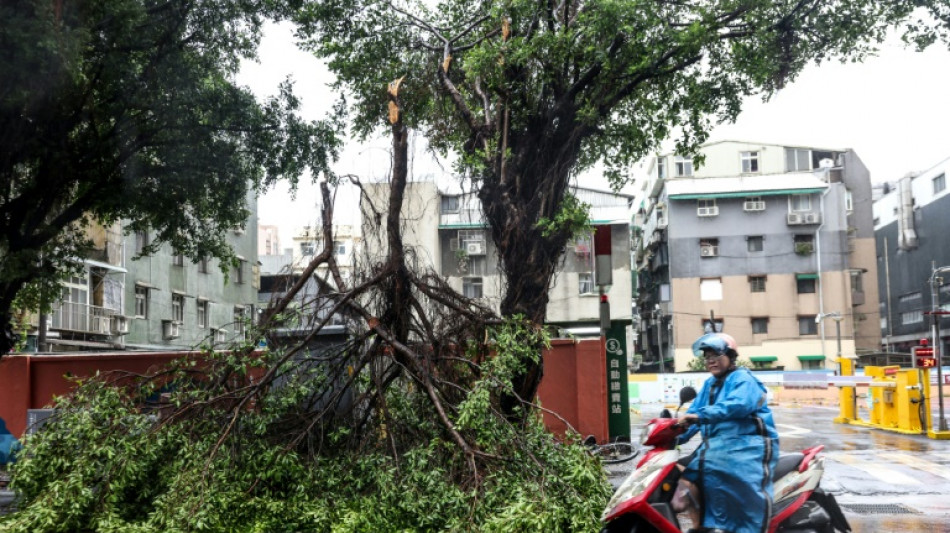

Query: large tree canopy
[296,0,950,403]
[0,0,339,352]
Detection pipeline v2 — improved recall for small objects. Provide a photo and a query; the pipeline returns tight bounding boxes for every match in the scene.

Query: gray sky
[238,21,950,247]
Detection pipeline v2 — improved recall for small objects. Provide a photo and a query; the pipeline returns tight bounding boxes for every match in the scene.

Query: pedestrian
[671,332,779,533]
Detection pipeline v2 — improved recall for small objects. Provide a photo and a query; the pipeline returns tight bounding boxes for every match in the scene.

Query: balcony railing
[48,302,118,334]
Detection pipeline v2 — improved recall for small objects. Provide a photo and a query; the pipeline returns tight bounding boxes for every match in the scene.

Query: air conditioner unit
[804,213,821,224]
[700,246,719,257]
[656,218,668,229]
[786,213,803,225]
[466,241,485,256]
[111,315,129,335]
[743,201,765,211]
[697,206,719,217]
[162,320,180,340]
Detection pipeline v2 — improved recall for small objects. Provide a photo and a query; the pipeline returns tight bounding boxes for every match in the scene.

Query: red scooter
[601,387,850,533]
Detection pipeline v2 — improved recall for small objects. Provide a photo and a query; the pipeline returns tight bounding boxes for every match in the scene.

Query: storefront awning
[795,273,819,280]
[750,356,778,362]
[797,355,826,361]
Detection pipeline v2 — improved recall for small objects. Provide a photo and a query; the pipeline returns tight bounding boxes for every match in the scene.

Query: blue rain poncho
[676,367,779,533]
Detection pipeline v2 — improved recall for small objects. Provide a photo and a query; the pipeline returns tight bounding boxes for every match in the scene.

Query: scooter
[601,387,851,533]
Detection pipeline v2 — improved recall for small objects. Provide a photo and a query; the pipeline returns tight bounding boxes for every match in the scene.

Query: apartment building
[873,156,950,359]
[634,141,879,372]
[27,194,260,352]
[360,180,635,336]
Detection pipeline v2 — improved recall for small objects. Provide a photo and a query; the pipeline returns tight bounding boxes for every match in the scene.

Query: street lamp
[816,311,847,362]
[929,265,950,432]
[817,312,857,422]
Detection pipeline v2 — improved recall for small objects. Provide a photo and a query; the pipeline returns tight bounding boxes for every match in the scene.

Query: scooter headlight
[639,423,655,445]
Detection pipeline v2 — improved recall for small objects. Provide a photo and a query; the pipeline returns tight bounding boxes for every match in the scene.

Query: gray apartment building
[634,141,879,372]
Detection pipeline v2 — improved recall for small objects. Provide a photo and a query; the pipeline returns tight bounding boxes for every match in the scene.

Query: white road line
[832,455,922,485]
[775,423,811,439]
[879,452,950,481]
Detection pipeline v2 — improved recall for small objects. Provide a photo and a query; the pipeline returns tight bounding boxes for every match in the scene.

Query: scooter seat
[774,452,805,480]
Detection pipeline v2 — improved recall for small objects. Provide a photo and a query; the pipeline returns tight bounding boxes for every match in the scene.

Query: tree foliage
[294,0,950,404]
[4,103,611,529]
[0,0,339,352]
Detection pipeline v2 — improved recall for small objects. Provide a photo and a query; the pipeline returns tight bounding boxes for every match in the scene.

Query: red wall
[0,352,198,438]
[537,338,608,442]
[1,341,608,442]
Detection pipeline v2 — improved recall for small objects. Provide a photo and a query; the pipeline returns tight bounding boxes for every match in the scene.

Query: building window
[334,241,346,256]
[697,199,718,217]
[751,317,769,334]
[134,286,149,319]
[789,194,812,212]
[850,270,864,294]
[934,173,946,194]
[797,274,817,294]
[799,316,818,335]
[463,277,483,298]
[901,310,924,325]
[702,319,724,333]
[134,230,149,256]
[740,151,759,173]
[785,148,811,172]
[198,257,209,274]
[578,273,594,295]
[899,292,922,304]
[234,259,246,284]
[700,238,719,257]
[674,156,693,177]
[234,306,246,336]
[749,275,766,293]
[700,278,722,301]
[801,359,824,370]
[747,236,764,252]
[300,242,316,256]
[441,196,460,213]
[845,190,853,212]
[172,294,184,323]
[743,196,765,211]
[659,283,671,302]
[657,157,667,179]
[794,234,815,255]
[197,300,208,329]
[172,250,184,267]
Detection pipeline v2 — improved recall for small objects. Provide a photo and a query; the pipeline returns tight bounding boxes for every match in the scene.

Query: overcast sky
[238,21,950,248]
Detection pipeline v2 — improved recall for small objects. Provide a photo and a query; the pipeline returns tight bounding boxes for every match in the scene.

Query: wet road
[608,403,950,532]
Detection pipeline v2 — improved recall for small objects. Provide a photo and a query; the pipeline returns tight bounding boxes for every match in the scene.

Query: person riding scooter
[672,332,779,533]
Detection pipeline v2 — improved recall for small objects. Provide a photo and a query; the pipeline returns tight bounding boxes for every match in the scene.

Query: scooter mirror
[679,386,697,405]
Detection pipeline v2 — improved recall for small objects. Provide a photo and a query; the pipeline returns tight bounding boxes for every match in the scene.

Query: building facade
[873,156,950,359]
[635,141,880,372]
[27,194,260,352]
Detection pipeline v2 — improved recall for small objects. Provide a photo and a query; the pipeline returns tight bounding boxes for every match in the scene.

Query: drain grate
[840,503,920,515]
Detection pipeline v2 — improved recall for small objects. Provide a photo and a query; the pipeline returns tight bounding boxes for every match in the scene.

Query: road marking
[879,452,950,481]
[831,455,922,485]
[775,423,811,439]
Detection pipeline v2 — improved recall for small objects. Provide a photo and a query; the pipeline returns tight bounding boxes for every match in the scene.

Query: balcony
[48,302,119,335]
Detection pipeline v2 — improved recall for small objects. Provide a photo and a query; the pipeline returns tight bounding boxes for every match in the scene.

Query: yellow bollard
[834,357,857,424]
